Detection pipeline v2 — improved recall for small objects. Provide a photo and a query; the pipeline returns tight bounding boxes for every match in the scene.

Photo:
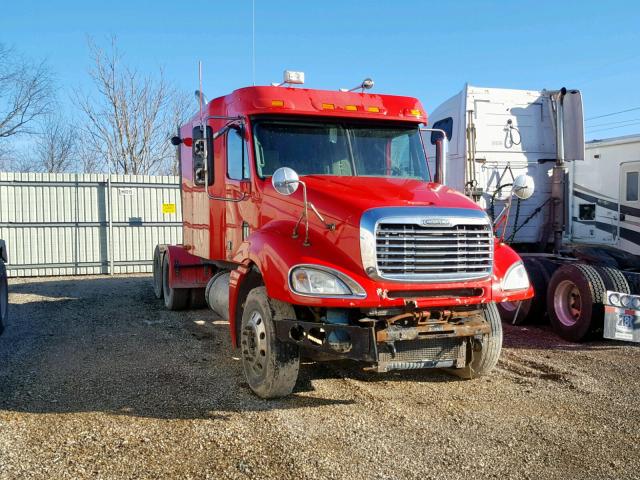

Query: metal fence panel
[0,172,182,277]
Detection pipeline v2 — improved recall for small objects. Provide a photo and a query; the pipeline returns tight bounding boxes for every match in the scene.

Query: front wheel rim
[242,310,268,377]
[554,279,582,327]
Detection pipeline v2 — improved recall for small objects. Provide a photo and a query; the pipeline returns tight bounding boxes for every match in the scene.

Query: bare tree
[0,143,14,171]
[78,38,188,175]
[0,43,53,139]
[76,136,103,174]
[33,116,76,173]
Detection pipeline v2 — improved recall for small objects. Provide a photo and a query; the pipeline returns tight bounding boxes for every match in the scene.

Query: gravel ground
[0,274,639,480]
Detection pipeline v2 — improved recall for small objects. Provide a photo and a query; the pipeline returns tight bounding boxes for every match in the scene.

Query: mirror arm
[292,181,311,246]
[290,182,335,246]
[309,202,336,231]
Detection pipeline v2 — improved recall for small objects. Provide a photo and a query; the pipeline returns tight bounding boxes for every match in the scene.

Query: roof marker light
[367,106,380,113]
[271,100,284,107]
[272,70,305,87]
[344,105,358,111]
[283,70,305,84]
[322,103,335,110]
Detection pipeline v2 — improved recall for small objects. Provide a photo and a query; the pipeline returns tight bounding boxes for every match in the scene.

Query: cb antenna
[195,62,209,118]
[197,61,209,185]
[252,0,256,85]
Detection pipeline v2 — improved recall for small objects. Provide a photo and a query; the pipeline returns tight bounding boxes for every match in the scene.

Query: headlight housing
[289,265,366,298]
[502,261,530,291]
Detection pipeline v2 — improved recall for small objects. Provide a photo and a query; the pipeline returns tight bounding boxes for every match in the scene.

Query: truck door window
[626,171,639,201]
[227,127,250,180]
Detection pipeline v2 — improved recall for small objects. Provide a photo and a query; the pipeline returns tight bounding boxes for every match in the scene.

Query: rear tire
[162,253,189,311]
[152,246,164,299]
[547,263,606,342]
[0,261,7,335]
[240,287,300,398]
[594,266,631,294]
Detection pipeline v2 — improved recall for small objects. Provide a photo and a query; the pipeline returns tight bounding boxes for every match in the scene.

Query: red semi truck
[153,73,533,398]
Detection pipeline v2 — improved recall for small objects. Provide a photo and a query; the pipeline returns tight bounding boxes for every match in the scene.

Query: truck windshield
[253,120,430,181]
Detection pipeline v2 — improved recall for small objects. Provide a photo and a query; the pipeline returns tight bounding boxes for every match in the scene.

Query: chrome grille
[375,222,493,281]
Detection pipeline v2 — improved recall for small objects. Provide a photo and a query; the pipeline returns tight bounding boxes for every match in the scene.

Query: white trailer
[428,85,640,342]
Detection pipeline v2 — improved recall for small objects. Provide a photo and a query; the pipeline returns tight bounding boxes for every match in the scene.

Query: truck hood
[284,175,484,226]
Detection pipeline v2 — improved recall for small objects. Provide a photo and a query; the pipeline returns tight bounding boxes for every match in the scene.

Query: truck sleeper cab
[154,82,533,398]
[427,84,640,343]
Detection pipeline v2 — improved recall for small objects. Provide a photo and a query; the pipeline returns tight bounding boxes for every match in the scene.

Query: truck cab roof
[192,85,427,124]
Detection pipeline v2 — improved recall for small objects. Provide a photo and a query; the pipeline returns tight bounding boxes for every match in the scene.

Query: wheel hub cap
[242,311,267,375]
[554,280,583,327]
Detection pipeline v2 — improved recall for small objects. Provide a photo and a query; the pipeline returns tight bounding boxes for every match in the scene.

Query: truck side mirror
[421,127,448,185]
[192,126,214,186]
[435,136,448,185]
[560,89,584,162]
[272,167,300,195]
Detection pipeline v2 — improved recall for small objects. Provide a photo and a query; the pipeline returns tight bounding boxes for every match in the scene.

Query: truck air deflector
[360,207,494,283]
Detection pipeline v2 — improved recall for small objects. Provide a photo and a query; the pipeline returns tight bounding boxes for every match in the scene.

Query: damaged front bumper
[273,313,490,373]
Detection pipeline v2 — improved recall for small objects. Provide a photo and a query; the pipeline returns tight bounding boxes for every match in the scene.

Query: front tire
[468,302,503,376]
[449,303,502,379]
[240,287,300,398]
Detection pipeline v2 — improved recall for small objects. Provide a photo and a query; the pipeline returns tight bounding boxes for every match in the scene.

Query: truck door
[182,124,215,258]
[619,161,640,255]
[224,126,252,261]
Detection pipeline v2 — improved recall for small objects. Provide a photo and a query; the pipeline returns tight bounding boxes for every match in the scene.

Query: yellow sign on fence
[162,203,176,214]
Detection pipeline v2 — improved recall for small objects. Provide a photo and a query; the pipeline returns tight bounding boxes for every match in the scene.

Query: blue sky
[3,0,640,140]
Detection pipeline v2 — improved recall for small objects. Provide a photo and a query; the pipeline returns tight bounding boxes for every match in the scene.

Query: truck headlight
[289,265,366,298]
[502,261,530,291]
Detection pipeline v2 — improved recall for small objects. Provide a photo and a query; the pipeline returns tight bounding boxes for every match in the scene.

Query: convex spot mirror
[272,167,300,196]
[513,174,535,200]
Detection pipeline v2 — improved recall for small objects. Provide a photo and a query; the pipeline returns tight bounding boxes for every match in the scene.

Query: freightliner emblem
[421,218,451,226]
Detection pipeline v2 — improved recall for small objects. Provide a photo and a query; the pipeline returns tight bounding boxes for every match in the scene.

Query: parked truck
[428,85,640,343]
[0,239,7,335]
[153,72,533,398]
